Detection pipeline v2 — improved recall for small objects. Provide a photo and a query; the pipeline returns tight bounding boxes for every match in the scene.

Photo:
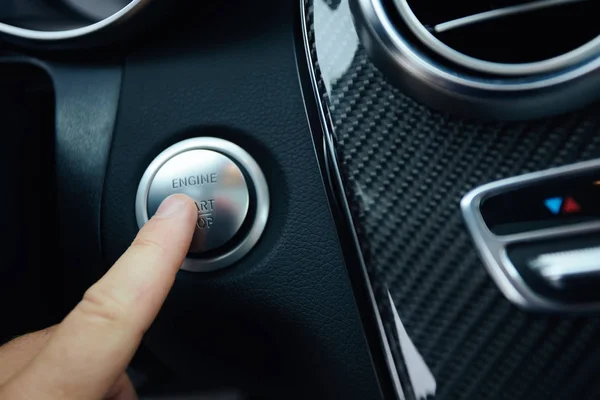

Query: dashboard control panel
[462,159,600,312]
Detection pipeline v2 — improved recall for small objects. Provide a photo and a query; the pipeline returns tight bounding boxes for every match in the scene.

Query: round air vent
[0,0,157,49]
[350,0,600,120]
[397,0,600,75]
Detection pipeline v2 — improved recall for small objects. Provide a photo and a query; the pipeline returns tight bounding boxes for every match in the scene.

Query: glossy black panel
[305,0,600,399]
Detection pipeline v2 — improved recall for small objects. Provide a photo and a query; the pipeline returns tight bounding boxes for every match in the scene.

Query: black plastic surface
[0,55,122,342]
[101,1,382,398]
[0,62,60,343]
[50,61,123,306]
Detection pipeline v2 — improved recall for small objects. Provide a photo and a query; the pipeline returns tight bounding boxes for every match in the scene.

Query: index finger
[2,194,198,400]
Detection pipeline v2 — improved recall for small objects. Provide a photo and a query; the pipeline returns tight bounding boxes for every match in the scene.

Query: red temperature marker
[562,197,581,214]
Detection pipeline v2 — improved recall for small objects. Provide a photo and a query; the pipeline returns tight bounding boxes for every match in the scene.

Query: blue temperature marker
[544,197,563,215]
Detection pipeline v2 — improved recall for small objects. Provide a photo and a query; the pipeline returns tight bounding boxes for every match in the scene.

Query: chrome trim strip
[395,0,600,76]
[0,0,149,41]
[435,0,589,33]
[461,158,600,312]
[300,2,405,398]
[530,246,600,286]
[135,137,270,273]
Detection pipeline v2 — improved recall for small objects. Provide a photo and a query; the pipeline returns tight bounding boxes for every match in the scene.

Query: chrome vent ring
[0,0,156,49]
[396,0,600,76]
[350,0,600,120]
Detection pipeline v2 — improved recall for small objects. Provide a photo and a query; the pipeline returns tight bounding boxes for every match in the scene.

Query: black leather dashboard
[99,1,382,398]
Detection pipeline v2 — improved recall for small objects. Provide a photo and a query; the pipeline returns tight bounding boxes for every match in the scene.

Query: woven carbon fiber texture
[306,1,600,399]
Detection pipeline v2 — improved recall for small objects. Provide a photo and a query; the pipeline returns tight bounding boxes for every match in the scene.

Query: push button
[146,149,250,253]
[136,137,270,273]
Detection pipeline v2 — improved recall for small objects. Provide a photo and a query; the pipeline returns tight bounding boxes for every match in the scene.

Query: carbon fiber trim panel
[304,0,600,399]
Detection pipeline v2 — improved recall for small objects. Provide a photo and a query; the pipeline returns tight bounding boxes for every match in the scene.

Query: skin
[0,194,198,400]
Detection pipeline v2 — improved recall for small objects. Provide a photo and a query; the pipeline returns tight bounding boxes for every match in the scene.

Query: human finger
[1,194,197,400]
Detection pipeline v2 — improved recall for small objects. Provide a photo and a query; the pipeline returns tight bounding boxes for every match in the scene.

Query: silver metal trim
[461,158,600,312]
[435,0,589,33]
[301,2,405,399]
[0,0,149,42]
[395,0,600,76]
[530,246,600,287]
[350,0,600,120]
[135,137,270,273]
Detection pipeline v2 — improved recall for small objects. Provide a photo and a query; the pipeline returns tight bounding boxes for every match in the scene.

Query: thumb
[1,194,197,400]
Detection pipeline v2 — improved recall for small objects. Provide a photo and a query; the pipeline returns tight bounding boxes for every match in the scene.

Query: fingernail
[154,195,186,218]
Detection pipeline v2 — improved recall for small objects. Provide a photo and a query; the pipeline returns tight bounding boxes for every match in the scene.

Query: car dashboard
[1,0,600,399]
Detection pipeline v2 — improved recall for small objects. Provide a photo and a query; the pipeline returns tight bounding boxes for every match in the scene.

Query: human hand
[0,194,198,400]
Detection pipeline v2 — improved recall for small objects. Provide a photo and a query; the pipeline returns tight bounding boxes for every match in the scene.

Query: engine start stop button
[136,137,269,273]
[147,149,249,253]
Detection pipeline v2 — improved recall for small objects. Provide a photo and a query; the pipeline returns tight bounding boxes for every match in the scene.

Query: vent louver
[349,0,600,119]
[395,0,600,74]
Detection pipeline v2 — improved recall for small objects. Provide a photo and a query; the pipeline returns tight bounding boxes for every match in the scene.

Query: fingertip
[0,198,198,400]
[153,193,197,220]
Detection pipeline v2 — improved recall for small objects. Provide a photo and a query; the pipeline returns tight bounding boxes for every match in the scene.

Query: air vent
[350,0,600,120]
[0,0,156,49]
[395,0,600,75]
